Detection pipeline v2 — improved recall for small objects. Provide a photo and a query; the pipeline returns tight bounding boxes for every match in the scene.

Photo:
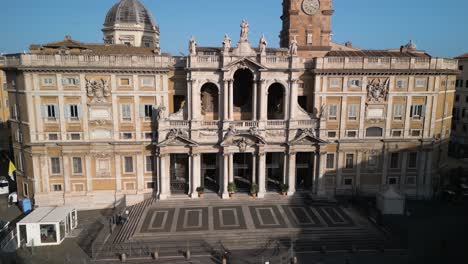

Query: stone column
[223,80,229,120]
[229,153,234,183]
[229,80,234,120]
[289,79,298,120]
[253,81,258,120]
[315,151,327,196]
[287,152,297,195]
[190,153,201,198]
[252,154,257,184]
[258,152,266,198]
[159,154,170,200]
[222,153,229,199]
[259,80,267,120]
[63,156,70,193]
[115,155,122,192]
[187,80,193,120]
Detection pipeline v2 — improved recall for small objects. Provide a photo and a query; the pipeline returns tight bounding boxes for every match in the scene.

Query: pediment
[223,57,268,71]
[157,136,198,147]
[221,133,266,147]
[289,129,327,145]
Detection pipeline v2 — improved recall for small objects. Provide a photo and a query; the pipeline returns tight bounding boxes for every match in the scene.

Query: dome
[104,0,158,30]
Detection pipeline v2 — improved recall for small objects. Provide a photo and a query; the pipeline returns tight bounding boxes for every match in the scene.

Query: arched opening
[366,127,383,137]
[233,69,253,120]
[267,83,285,120]
[200,83,219,120]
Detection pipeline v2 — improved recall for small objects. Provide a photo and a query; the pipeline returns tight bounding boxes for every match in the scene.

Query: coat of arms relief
[366,78,389,104]
[86,78,111,103]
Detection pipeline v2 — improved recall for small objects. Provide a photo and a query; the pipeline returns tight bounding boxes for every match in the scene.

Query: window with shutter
[121,104,132,121]
[393,104,403,120]
[328,104,338,120]
[348,104,358,120]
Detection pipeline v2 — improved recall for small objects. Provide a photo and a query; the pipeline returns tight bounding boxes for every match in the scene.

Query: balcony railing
[314,57,458,71]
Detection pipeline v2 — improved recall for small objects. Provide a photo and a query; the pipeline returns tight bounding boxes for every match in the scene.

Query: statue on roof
[222,34,231,53]
[240,19,249,42]
[405,40,417,50]
[290,36,298,56]
[189,36,197,56]
[259,34,267,55]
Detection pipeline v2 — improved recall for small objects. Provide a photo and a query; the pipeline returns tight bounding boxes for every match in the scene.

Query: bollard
[120,253,127,262]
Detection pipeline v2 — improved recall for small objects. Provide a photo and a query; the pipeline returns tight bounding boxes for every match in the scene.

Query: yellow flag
[8,160,16,181]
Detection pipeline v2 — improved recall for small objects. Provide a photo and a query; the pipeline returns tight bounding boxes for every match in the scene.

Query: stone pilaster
[257,151,266,198]
[287,151,297,195]
[158,153,170,200]
[190,152,201,198]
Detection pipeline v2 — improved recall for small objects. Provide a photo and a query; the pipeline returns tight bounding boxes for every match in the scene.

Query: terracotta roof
[455,53,468,59]
[326,50,430,58]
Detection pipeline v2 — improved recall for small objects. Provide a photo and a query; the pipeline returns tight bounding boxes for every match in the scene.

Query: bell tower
[280,0,334,57]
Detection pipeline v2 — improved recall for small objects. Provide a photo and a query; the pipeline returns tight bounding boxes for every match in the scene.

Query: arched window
[233,69,254,120]
[366,127,383,137]
[267,83,286,120]
[200,83,219,120]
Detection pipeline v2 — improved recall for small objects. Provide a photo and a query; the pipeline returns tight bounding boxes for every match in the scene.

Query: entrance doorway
[234,153,252,192]
[233,69,253,120]
[266,153,284,192]
[201,154,219,193]
[296,152,314,190]
[170,154,189,194]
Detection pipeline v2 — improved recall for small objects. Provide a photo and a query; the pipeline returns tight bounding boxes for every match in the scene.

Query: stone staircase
[112,198,154,244]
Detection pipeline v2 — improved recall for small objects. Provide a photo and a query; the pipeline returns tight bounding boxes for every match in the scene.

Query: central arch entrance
[233,69,253,120]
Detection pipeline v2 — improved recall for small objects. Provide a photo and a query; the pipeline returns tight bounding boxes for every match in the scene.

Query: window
[345,154,354,169]
[40,224,57,243]
[62,77,79,86]
[410,105,425,120]
[146,182,156,189]
[329,79,341,89]
[2,82,7,91]
[393,104,404,121]
[415,78,427,88]
[23,182,28,197]
[42,77,54,86]
[344,178,353,186]
[11,104,17,119]
[119,78,131,86]
[408,152,418,168]
[455,95,460,102]
[465,96,468,103]
[51,157,61,174]
[70,133,81,140]
[48,133,59,141]
[44,104,58,119]
[52,184,62,192]
[72,157,83,175]
[298,96,307,110]
[142,105,153,118]
[145,156,154,172]
[122,133,133,140]
[396,79,406,89]
[141,77,154,87]
[17,153,24,171]
[406,176,416,185]
[328,104,338,120]
[390,153,399,169]
[411,129,422,137]
[121,104,132,121]
[173,95,185,113]
[366,127,383,137]
[466,80,468,88]
[124,156,134,173]
[144,132,153,140]
[346,130,357,138]
[348,104,358,120]
[348,79,361,87]
[367,155,378,167]
[68,104,80,119]
[74,184,84,192]
[391,130,403,137]
[327,131,337,138]
[460,65,464,71]
[388,178,398,185]
[326,153,335,169]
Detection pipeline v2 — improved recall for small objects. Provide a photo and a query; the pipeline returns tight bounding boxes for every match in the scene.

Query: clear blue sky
[1,0,466,58]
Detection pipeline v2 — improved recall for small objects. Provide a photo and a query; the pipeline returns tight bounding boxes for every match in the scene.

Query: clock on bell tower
[280,0,334,56]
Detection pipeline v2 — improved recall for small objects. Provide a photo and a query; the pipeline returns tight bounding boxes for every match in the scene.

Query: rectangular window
[146,182,156,189]
[415,78,427,88]
[346,130,357,138]
[329,79,341,89]
[460,65,464,71]
[326,153,335,169]
[45,104,57,119]
[367,155,378,167]
[121,104,132,121]
[411,130,422,137]
[144,132,153,140]
[69,104,79,119]
[72,157,83,174]
[344,178,353,186]
[42,77,54,86]
[348,79,361,87]
[122,132,133,140]
[345,154,354,169]
[393,104,404,120]
[466,80,468,88]
[456,95,460,102]
[119,78,131,86]
[70,133,81,140]
[348,104,358,120]
[2,83,7,91]
[52,184,62,192]
[145,156,154,172]
[396,79,407,89]
[62,77,79,86]
[141,77,154,87]
[410,105,424,120]
[48,133,59,141]
[390,153,399,169]
[408,152,418,168]
[23,182,29,197]
[51,157,61,174]
[124,156,134,173]
[327,131,337,138]
[388,178,398,185]
[144,105,153,118]
[328,104,338,120]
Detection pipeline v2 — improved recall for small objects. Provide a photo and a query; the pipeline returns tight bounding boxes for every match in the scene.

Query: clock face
[302,0,320,15]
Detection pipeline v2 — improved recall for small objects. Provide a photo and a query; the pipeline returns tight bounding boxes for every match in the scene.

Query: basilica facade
[1,0,459,209]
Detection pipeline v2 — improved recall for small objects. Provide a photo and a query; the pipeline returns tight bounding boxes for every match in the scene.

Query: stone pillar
[228,153,234,183]
[115,155,122,192]
[223,80,229,120]
[315,151,327,196]
[62,156,70,193]
[187,80,193,120]
[192,80,201,120]
[136,154,144,192]
[190,153,201,198]
[252,154,257,184]
[134,96,141,140]
[32,155,41,193]
[229,80,234,120]
[85,155,92,192]
[258,152,266,198]
[289,79,298,120]
[253,81,258,120]
[222,153,229,199]
[259,80,267,121]
[287,152,297,195]
[159,154,170,200]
